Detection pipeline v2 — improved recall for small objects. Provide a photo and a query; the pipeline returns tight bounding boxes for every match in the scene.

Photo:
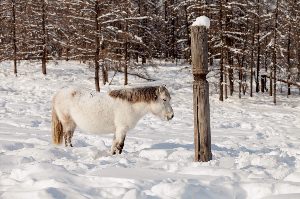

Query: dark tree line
[0,0,299,101]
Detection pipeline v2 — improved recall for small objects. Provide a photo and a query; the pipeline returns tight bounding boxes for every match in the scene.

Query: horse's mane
[109,86,168,103]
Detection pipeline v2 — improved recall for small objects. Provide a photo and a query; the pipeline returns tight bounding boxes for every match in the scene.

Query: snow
[1,60,300,199]
[192,16,210,29]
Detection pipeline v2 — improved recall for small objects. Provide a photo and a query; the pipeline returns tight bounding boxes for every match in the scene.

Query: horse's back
[54,87,117,134]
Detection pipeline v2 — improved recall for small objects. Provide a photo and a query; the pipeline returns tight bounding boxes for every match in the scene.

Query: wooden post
[191,17,212,162]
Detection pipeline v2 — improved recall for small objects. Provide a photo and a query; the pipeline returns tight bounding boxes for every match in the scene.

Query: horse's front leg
[111,128,127,155]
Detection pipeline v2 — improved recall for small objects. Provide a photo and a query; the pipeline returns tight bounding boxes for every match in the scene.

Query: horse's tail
[52,100,63,145]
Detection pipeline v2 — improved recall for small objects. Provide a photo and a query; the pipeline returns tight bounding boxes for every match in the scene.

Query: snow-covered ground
[0,60,300,199]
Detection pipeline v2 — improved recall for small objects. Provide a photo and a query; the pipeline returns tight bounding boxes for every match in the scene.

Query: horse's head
[150,86,174,121]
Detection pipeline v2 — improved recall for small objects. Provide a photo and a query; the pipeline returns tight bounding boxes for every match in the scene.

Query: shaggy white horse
[52,86,174,154]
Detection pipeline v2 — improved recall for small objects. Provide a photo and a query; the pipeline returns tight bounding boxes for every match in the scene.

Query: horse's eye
[163,99,166,101]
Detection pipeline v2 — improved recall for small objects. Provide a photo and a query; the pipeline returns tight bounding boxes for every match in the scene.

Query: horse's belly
[70,106,115,134]
[76,119,115,134]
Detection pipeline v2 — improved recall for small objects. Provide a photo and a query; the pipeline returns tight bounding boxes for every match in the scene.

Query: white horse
[52,86,174,154]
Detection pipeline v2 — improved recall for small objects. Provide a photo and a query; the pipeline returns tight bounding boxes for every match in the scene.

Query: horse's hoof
[111,148,116,155]
[117,148,122,154]
[111,148,122,155]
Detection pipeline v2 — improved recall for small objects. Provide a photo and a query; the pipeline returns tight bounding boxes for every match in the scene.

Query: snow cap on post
[192,16,210,29]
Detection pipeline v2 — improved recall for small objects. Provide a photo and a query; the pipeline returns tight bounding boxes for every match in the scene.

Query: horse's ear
[155,86,162,99]
[157,86,163,94]
[158,85,166,93]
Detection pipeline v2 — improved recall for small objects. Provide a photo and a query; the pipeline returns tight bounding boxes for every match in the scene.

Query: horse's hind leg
[68,131,74,147]
[111,128,127,155]
[64,130,74,147]
[61,119,76,147]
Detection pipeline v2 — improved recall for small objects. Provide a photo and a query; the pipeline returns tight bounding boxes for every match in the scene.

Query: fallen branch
[108,71,117,85]
[266,75,300,88]
[116,69,156,81]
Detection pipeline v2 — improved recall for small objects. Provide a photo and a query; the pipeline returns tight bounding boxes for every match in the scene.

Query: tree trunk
[171,14,176,61]
[95,62,100,92]
[12,0,17,75]
[41,0,47,75]
[242,16,249,96]
[124,19,129,85]
[256,34,261,93]
[101,63,108,85]
[219,50,224,101]
[273,0,279,104]
[219,0,224,101]
[270,71,273,96]
[142,56,146,64]
[287,24,291,96]
[250,22,255,97]
[264,49,268,92]
[94,0,100,92]
[164,0,168,59]
[256,0,261,93]
[238,55,242,99]
[224,68,228,99]
[226,26,234,96]
[261,76,265,92]
[135,53,138,63]
[298,36,300,93]
[184,5,190,63]
[228,67,233,96]
[227,43,234,96]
